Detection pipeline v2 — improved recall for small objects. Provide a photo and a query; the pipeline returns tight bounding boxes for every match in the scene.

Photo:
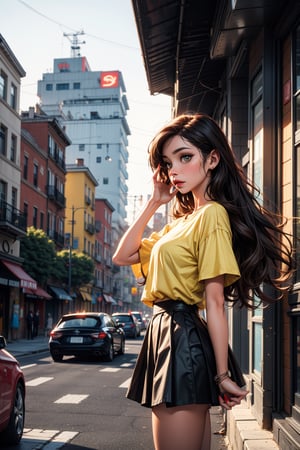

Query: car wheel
[118,338,125,355]
[50,351,63,362]
[1,381,25,445]
[104,342,114,362]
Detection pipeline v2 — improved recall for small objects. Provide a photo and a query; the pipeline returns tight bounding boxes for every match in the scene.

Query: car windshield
[115,315,131,323]
[132,313,142,320]
[58,317,99,328]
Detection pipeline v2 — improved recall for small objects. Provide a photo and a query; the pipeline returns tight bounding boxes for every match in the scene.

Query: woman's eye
[164,162,172,169]
[181,154,192,163]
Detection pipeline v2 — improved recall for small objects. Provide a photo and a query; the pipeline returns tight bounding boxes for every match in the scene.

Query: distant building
[37,37,130,242]
[21,106,71,248]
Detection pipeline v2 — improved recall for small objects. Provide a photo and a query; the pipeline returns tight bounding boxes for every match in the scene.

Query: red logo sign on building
[100,71,119,88]
[57,62,70,71]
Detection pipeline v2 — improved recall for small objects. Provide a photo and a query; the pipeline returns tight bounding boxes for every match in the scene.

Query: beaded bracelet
[214,371,230,385]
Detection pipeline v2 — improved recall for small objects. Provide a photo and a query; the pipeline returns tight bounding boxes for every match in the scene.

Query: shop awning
[103,294,117,305]
[79,289,92,301]
[48,285,72,301]
[1,260,37,289]
[23,286,52,299]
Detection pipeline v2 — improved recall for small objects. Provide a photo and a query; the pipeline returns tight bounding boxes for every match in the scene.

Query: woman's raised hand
[151,166,177,205]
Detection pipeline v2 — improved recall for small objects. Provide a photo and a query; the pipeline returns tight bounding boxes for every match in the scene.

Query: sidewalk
[6,335,49,357]
[5,336,230,449]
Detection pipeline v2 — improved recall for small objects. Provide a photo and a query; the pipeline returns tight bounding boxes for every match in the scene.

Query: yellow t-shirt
[132,202,240,308]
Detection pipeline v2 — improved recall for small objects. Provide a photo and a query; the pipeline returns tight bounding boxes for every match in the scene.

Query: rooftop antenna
[63,30,86,57]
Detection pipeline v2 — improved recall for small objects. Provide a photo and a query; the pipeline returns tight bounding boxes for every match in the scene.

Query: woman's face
[162,135,217,202]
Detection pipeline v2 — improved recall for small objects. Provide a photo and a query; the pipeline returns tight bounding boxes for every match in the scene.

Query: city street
[2,334,228,450]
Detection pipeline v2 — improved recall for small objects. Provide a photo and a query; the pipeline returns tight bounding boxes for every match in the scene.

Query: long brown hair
[148,114,295,308]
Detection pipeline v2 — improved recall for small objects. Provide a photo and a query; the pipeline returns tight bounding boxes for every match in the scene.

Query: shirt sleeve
[197,227,240,290]
[131,224,171,280]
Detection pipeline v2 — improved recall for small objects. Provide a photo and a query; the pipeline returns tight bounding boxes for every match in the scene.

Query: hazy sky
[1,0,172,221]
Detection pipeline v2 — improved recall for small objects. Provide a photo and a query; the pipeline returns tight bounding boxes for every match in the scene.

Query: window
[10,134,17,162]
[250,69,263,379]
[46,84,53,91]
[96,156,102,163]
[73,82,80,89]
[56,83,69,90]
[0,70,7,100]
[40,212,44,229]
[11,188,17,208]
[103,177,109,185]
[23,202,28,217]
[10,83,17,109]
[33,206,38,228]
[23,155,28,180]
[0,180,7,203]
[79,144,85,151]
[33,163,38,187]
[0,124,7,156]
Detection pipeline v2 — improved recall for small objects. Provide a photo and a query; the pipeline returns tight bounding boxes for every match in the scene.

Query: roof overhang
[131,0,289,116]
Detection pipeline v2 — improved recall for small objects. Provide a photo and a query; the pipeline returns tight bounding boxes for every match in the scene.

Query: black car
[49,312,125,362]
[112,312,141,338]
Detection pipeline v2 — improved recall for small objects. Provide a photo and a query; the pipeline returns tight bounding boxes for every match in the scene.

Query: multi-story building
[0,34,38,339]
[94,198,117,313]
[21,106,72,325]
[37,41,130,242]
[65,158,98,311]
[132,1,300,448]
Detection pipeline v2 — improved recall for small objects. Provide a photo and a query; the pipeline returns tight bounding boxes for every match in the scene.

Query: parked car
[112,312,141,338]
[49,312,125,362]
[0,336,25,445]
[131,311,147,331]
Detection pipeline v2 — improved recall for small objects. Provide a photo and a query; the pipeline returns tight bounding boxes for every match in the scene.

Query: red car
[0,335,25,445]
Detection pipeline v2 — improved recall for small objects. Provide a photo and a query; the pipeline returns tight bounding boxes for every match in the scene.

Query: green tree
[56,250,94,289]
[20,227,57,286]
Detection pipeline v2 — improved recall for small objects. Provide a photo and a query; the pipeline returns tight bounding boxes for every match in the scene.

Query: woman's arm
[205,276,248,408]
[112,167,177,266]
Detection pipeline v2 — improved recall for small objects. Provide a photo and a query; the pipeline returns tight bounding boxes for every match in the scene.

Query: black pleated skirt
[126,300,221,408]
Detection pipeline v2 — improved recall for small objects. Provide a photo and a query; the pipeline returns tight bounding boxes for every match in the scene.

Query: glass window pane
[296,316,300,393]
[253,322,262,374]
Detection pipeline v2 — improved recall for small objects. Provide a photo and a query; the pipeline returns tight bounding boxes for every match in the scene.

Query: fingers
[219,392,248,410]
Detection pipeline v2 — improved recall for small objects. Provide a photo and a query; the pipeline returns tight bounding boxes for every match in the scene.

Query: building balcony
[47,185,66,208]
[0,200,27,238]
[85,223,95,235]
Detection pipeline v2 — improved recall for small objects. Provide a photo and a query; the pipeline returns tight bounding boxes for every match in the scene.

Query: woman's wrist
[214,370,230,385]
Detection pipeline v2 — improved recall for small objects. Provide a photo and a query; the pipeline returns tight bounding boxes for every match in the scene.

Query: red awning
[23,286,52,299]
[2,260,37,290]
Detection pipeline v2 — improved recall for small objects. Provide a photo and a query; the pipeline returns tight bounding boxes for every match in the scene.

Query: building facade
[0,34,38,340]
[20,107,72,327]
[37,47,130,239]
[132,1,300,448]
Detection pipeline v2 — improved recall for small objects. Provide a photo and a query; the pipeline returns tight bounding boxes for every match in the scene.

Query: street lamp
[68,205,86,296]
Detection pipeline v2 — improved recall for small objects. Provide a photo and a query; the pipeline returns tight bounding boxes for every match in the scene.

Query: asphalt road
[2,335,153,450]
[2,334,228,450]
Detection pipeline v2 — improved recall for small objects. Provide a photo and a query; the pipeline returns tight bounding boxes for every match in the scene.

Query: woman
[113,114,294,450]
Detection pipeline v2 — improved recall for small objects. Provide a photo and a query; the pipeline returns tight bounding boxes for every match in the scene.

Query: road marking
[22,428,78,449]
[120,363,132,367]
[100,367,120,372]
[119,377,131,389]
[55,394,89,404]
[21,363,36,369]
[26,377,54,386]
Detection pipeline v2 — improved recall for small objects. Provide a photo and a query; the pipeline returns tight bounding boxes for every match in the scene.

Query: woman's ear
[208,149,220,170]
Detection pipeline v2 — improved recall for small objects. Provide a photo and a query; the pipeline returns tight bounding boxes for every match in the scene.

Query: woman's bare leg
[152,403,211,450]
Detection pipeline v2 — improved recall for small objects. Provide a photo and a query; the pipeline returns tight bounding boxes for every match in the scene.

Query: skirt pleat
[126,300,220,408]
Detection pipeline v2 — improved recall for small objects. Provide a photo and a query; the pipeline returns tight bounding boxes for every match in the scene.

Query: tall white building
[37,45,130,236]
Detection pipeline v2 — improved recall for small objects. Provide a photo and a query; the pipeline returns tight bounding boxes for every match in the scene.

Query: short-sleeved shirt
[132,201,240,309]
